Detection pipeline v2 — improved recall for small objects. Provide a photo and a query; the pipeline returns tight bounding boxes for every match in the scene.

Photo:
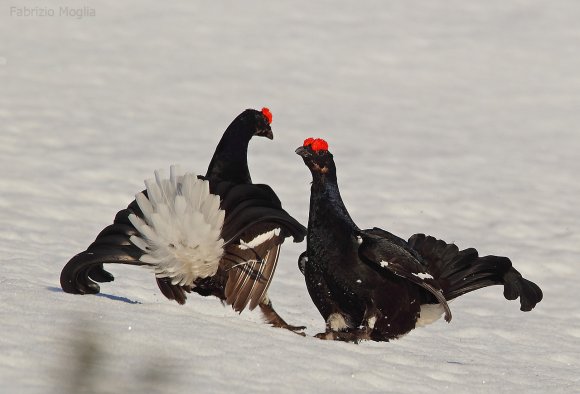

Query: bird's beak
[257,129,274,140]
[295,146,310,157]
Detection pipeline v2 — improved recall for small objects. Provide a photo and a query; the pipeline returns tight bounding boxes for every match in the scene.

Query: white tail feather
[129,166,225,286]
[415,303,446,327]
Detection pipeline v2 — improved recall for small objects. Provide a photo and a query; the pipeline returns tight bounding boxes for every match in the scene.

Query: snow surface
[1,1,579,393]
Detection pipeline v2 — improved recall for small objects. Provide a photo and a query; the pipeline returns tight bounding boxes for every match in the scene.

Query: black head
[205,107,274,183]
[230,107,273,140]
[295,138,336,180]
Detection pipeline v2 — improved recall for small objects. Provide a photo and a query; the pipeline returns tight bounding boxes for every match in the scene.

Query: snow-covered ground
[1,1,579,392]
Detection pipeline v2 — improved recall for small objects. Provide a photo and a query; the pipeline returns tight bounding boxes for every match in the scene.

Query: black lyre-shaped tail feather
[60,201,149,295]
[407,234,543,311]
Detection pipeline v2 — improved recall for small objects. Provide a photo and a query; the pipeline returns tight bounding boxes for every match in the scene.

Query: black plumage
[60,108,306,331]
[296,138,543,342]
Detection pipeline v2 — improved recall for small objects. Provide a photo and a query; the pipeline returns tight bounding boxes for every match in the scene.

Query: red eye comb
[303,138,329,152]
[261,107,272,124]
[311,139,328,152]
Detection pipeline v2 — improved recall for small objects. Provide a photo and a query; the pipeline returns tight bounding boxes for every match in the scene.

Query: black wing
[358,231,452,322]
[211,181,306,244]
[214,181,306,312]
[222,223,283,311]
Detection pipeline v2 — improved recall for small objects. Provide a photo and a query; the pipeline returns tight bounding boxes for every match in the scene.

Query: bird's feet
[315,330,360,343]
[314,327,374,343]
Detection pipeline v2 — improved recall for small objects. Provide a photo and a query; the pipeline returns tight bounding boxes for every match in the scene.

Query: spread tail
[408,234,543,311]
[60,166,225,304]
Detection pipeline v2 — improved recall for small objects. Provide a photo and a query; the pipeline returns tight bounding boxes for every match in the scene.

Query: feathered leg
[258,295,306,334]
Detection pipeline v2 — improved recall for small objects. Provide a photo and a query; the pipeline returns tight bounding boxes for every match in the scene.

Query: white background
[1,1,578,392]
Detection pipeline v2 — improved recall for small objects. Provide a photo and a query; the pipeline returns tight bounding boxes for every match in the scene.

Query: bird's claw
[314,329,370,343]
[315,331,334,340]
[281,324,307,336]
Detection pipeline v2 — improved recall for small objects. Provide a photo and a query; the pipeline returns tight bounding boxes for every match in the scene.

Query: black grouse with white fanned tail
[296,138,542,342]
[60,108,306,331]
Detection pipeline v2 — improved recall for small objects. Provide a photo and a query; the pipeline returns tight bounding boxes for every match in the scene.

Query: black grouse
[60,108,306,331]
[296,137,543,342]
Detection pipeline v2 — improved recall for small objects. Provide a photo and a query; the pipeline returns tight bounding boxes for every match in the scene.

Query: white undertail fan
[128,165,225,286]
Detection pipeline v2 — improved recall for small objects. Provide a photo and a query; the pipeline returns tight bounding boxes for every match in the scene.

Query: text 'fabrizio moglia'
[10,6,96,19]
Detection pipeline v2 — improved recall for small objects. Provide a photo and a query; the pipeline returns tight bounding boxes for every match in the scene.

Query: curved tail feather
[60,246,147,295]
[408,234,543,311]
[502,270,544,312]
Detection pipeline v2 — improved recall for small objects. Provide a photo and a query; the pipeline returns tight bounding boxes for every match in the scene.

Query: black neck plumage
[309,172,358,233]
[206,129,252,184]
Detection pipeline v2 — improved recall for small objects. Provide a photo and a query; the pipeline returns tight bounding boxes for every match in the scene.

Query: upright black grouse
[60,108,306,331]
[296,137,543,342]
